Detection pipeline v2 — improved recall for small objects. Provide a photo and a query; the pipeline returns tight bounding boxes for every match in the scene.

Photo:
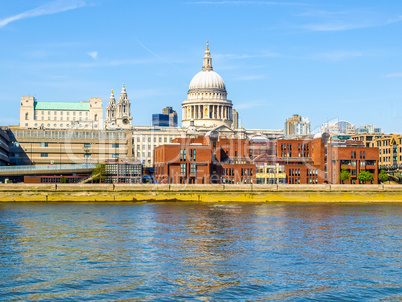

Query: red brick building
[328,140,379,184]
[276,134,379,184]
[154,135,255,184]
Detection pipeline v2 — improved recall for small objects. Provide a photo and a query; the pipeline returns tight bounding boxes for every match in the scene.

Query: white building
[20,96,103,130]
[182,41,235,129]
[320,120,357,136]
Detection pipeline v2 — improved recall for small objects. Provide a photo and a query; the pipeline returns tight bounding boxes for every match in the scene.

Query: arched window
[94,114,98,121]
[25,113,28,120]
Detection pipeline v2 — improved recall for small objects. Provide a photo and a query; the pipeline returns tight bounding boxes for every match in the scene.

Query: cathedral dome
[189,70,226,92]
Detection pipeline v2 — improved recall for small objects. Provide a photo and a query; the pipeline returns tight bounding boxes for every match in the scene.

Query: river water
[0,202,401,301]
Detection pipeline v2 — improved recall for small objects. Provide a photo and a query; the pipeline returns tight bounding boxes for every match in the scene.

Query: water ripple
[0,202,401,301]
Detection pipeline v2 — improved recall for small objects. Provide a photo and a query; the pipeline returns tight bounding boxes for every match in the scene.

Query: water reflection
[0,202,401,301]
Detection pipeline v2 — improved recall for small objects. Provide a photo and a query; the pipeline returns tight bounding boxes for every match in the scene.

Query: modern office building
[154,134,256,184]
[19,96,103,130]
[152,107,178,127]
[104,160,142,183]
[284,114,310,137]
[0,127,10,166]
[276,133,379,184]
[7,127,132,165]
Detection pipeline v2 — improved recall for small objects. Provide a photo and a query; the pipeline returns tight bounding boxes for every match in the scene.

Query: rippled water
[0,202,401,301]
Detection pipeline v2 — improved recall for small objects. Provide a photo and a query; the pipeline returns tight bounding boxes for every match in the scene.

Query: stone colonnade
[184,104,232,120]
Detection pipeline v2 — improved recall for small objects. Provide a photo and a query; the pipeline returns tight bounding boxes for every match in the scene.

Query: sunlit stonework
[182,41,234,129]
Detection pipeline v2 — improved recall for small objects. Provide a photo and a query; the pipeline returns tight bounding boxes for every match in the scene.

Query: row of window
[35,116,90,121]
[37,110,89,116]
[180,163,197,175]
[180,149,196,161]
[135,136,172,143]
[13,130,125,140]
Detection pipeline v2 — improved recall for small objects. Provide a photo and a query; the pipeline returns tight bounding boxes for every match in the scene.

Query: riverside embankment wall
[0,184,402,202]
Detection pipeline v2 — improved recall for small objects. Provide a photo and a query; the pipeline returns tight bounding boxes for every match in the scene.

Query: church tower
[105,89,117,129]
[115,83,132,129]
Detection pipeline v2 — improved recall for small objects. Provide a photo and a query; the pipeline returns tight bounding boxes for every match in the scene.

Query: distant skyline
[1,0,401,133]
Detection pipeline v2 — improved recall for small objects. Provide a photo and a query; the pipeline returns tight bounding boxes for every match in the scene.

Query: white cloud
[316,50,363,61]
[88,51,98,60]
[0,0,86,28]
[384,73,402,78]
[301,14,402,32]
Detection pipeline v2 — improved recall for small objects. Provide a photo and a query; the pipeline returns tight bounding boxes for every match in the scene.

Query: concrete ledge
[330,184,384,191]
[251,185,278,192]
[383,185,402,191]
[279,184,331,191]
[55,184,114,191]
[0,184,55,191]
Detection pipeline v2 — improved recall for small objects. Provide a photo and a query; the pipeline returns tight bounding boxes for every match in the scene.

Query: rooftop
[34,101,90,111]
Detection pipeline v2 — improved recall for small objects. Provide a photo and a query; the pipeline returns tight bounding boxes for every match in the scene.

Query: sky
[0,0,401,133]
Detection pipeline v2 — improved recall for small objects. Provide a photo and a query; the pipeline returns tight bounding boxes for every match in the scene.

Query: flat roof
[34,101,90,111]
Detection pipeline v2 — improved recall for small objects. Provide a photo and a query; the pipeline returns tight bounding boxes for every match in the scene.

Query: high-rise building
[285,114,310,137]
[152,107,178,127]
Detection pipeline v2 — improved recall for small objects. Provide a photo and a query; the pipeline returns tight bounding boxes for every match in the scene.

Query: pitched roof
[34,101,90,111]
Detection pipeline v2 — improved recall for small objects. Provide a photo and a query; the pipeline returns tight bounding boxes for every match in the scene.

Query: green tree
[92,163,106,183]
[60,176,68,184]
[339,168,351,184]
[378,170,389,183]
[357,170,374,184]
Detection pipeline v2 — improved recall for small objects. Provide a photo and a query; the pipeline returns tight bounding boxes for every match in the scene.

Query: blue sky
[0,0,401,133]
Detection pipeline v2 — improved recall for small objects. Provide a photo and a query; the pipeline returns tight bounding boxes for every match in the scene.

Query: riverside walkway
[0,184,401,202]
[0,163,96,177]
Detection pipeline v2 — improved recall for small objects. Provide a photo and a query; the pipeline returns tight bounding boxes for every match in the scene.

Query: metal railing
[0,163,96,171]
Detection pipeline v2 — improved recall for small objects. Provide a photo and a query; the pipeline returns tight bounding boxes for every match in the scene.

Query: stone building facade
[105,84,133,129]
[20,96,103,130]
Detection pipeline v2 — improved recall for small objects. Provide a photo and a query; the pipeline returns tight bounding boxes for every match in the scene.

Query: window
[41,153,48,157]
[112,153,119,158]
[84,143,91,148]
[25,113,28,120]
[164,137,167,143]
[84,153,91,158]
[191,164,196,175]
[184,149,186,160]
[180,163,186,175]
[180,149,183,160]
[193,149,196,161]
[112,143,119,148]
[41,142,48,147]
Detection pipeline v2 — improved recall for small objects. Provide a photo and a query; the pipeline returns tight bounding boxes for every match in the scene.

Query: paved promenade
[0,184,401,202]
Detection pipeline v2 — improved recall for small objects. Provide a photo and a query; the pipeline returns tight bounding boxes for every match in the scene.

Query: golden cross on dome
[111,89,113,94]
[123,83,125,88]
[206,40,209,50]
